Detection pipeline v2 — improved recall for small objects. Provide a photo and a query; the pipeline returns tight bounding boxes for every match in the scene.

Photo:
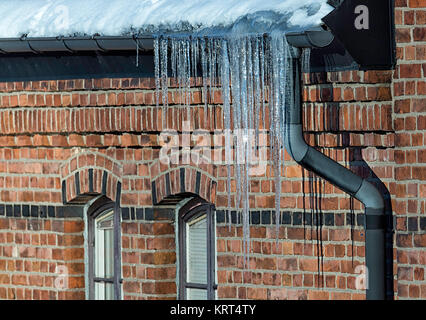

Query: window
[87,198,121,300]
[179,198,216,300]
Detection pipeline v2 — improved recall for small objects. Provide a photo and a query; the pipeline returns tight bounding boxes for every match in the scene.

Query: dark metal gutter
[0,28,331,54]
[286,31,386,300]
[0,36,154,54]
[0,31,359,73]
[0,30,331,53]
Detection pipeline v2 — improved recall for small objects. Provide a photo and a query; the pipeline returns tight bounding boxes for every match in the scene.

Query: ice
[220,39,232,229]
[252,37,261,149]
[200,39,209,122]
[160,37,169,128]
[154,37,160,109]
[152,29,299,261]
[0,0,332,38]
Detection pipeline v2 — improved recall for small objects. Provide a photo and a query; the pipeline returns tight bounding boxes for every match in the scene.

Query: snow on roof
[0,0,333,38]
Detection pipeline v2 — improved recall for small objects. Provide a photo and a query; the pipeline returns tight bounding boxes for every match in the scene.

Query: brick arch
[149,151,218,205]
[60,151,123,204]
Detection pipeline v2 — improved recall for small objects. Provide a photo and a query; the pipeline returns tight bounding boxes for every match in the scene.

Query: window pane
[94,282,105,300]
[95,210,114,278]
[95,227,104,278]
[187,288,207,300]
[186,215,207,284]
[105,283,114,300]
[94,209,115,300]
[95,282,114,300]
[104,228,114,278]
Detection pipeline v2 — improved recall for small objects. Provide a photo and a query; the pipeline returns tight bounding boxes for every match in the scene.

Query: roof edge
[0,29,333,54]
[0,36,154,54]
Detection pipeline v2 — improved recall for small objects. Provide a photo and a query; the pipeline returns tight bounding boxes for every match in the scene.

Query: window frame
[178,198,216,300]
[87,198,121,300]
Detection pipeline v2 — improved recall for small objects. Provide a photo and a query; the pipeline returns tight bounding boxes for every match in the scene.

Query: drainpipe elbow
[354,179,385,215]
[285,124,309,163]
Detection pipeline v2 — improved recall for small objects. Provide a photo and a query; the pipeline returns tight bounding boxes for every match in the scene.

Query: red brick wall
[121,214,177,300]
[0,215,85,299]
[215,68,394,300]
[0,2,424,300]
[392,0,426,299]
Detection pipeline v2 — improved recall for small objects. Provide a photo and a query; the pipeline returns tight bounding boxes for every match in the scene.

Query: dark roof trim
[0,29,333,54]
[0,36,154,54]
[286,29,334,48]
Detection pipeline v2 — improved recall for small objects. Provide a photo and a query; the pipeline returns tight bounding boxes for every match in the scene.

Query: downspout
[286,30,386,300]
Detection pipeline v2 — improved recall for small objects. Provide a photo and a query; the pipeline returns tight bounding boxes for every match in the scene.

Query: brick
[364,71,392,84]
[308,290,329,300]
[414,234,426,247]
[11,274,27,286]
[397,234,413,247]
[68,134,85,146]
[299,259,318,272]
[409,0,426,7]
[146,237,175,250]
[86,135,103,146]
[152,252,176,265]
[413,27,426,41]
[395,99,411,114]
[400,64,422,78]
[417,10,426,24]
[247,287,267,300]
[64,221,84,233]
[413,98,426,112]
[218,286,237,298]
[396,28,411,42]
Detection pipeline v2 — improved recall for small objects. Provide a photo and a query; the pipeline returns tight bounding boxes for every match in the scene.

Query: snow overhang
[1,0,398,79]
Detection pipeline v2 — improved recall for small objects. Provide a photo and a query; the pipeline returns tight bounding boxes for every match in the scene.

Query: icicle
[238,36,251,267]
[228,38,242,214]
[178,40,184,106]
[252,37,261,149]
[200,38,209,123]
[191,38,199,87]
[151,30,297,269]
[220,39,233,231]
[259,36,266,136]
[154,36,160,109]
[171,39,177,80]
[208,38,214,104]
[160,37,169,129]
[136,39,139,67]
[302,47,311,74]
[207,38,217,126]
[246,36,254,157]
[184,39,191,119]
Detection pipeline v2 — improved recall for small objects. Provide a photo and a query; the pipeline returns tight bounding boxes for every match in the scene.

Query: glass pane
[187,288,207,300]
[105,283,114,300]
[94,210,114,278]
[95,282,114,300]
[94,282,105,300]
[95,227,104,278]
[104,228,114,278]
[186,215,207,284]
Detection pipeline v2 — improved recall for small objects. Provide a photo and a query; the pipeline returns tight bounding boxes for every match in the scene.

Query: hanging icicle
[220,39,233,231]
[160,37,169,128]
[154,36,160,109]
[153,32,295,265]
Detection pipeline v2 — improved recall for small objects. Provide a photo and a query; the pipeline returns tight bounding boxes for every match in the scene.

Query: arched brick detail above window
[149,153,218,205]
[60,151,123,204]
